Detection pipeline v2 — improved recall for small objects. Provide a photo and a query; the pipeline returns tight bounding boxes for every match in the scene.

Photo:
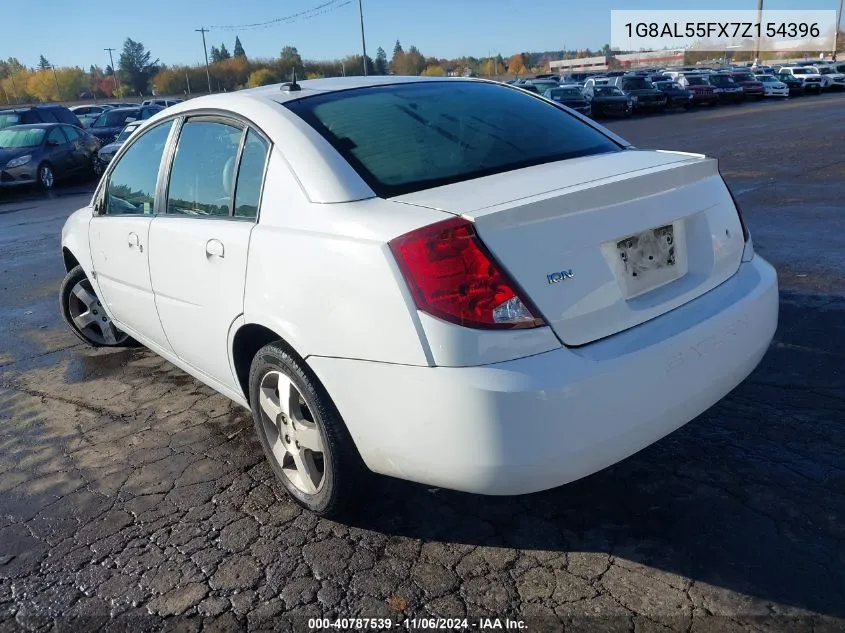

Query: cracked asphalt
[1,94,844,632]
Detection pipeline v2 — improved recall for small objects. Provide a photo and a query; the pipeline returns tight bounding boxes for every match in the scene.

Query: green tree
[210,45,222,63]
[38,55,51,71]
[375,47,388,75]
[390,40,404,73]
[219,44,231,61]
[279,46,304,78]
[118,38,159,94]
[233,36,246,58]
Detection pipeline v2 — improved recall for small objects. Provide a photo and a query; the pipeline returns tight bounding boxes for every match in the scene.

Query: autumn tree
[421,65,445,76]
[390,40,404,73]
[234,36,246,58]
[507,53,527,76]
[375,47,388,75]
[119,38,159,94]
[247,68,277,88]
[27,67,86,102]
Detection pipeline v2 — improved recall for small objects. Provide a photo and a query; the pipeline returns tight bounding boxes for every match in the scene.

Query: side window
[92,113,106,128]
[46,127,67,146]
[63,126,81,142]
[105,121,173,216]
[166,119,242,217]
[233,129,270,220]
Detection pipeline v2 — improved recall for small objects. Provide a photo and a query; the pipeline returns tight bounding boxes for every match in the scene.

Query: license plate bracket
[612,223,685,299]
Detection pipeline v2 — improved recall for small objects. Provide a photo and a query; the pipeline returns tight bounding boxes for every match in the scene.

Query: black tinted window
[38,110,59,123]
[234,129,269,219]
[106,121,173,215]
[53,109,78,125]
[63,126,81,141]
[286,81,620,197]
[167,120,242,217]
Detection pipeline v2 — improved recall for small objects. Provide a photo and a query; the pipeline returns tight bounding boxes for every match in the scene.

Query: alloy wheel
[39,165,54,189]
[67,279,127,345]
[257,370,326,495]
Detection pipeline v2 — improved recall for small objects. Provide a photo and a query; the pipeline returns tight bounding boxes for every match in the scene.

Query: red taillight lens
[389,217,546,330]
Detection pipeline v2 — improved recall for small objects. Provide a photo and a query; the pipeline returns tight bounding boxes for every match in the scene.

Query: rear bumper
[310,256,779,495]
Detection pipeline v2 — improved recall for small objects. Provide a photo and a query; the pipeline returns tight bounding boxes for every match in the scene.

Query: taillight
[389,217,546,330]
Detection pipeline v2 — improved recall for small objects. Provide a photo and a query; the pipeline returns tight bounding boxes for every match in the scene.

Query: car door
[149,117,270,390]
[61,126,89,172]
[44,127,74,176]
[88,119,176,351]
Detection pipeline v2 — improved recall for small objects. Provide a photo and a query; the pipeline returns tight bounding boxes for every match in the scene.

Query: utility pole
[185,72,191,95]
[753,0,764,66]
[196,27,213,93]
[357,0,368,76]
[104,47,119,96]
[50,65,62,102]
[835,0,843,61]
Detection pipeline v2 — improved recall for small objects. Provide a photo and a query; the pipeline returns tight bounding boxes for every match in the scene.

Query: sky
[5,0,844,69]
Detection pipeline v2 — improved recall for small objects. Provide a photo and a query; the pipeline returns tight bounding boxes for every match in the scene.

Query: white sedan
[755,74,789,97]
[60,77,779,516]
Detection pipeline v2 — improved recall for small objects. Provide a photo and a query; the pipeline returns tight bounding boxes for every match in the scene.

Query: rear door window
[285,81,620,197]
[233,129,270,219]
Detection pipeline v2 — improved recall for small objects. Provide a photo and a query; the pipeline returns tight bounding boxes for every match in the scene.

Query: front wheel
[37,162,55,190]
[60,265,135,347]
[249,342,366,517]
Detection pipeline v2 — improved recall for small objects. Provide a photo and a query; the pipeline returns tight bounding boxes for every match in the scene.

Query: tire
[60,265,137,347]
[248,342,366,517]
[37,162,55,190]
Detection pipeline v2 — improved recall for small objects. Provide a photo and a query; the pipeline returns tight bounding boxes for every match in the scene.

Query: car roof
[2,122,62,130]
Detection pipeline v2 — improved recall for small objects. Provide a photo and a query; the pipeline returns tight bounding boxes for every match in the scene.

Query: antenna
[281,68,302,92]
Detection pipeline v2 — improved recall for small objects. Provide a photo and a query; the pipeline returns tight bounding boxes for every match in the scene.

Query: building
[614,49,686,69]
[548,56,608,74]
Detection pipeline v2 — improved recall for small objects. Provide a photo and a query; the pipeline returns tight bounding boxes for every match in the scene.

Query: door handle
[205,239,225,258]
[128,232,142,252]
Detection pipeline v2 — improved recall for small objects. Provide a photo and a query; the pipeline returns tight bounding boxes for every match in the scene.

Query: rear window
[53,109,79,125]
[285,81,620,197]
[620,78,652,90]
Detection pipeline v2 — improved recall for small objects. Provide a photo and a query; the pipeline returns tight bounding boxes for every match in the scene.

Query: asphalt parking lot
[1,94,843,632]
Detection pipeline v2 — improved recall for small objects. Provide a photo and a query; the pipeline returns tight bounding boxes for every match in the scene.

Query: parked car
[778,67,823,94]
[676,74,718,106]
[811,66,845,90]
[775,73,806,96]
[542,85,590,116]
[88,106,163,144]
[142,98,184,108]
[729,71,765,100]
[513,82,540,94]
[582,84,632,117]
[70,105,112,117]
[707,73,746,104]
[523,79,560,94]
[651,80,694,109]
[609,76,667,112]
[0,105,82,130]
[96,121,142,168]
[59,77,778,516]
[0,123,101,189]
[755,74,789,97]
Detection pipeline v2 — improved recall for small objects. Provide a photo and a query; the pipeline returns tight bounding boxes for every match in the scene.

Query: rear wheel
[248,342,365,517]
[60,265,135,347]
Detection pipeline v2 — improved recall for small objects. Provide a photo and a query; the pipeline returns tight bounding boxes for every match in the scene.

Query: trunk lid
[392,150,746,346]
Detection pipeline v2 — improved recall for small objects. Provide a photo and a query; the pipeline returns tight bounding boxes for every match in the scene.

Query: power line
[209,0,346,31]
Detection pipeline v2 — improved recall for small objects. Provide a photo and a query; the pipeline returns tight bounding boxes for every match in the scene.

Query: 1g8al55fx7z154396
[60,77,778,517]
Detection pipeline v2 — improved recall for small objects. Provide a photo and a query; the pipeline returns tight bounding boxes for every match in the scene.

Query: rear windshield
[285,81,620,197]
[620,78,653,90]
[103,110,140,127]
[685,76,709,86]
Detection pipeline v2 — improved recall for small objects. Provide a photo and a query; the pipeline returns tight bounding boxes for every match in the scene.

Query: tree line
[3,34,843,104]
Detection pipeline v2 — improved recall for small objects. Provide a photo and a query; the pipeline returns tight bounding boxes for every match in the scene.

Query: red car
[679,74,718,106]
[730,72,765,99]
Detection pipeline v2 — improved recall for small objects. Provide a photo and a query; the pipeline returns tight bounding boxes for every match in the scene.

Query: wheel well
[231,324,301,400]
[62,248,80,273]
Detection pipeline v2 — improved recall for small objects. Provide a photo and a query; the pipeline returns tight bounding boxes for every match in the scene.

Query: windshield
[791,68,818,75]
[817,68,834,75]
[547,88,583,100]
[685,76,709,86]
[0,128,45,148]
[653,81,680,89]
[620,78,653,90]
[0,113,22,130]
[756,75,776,82]
[286,81,620,198]
[733,74,755,82]
[595,86,624,96]
[709,75,735,86]
[115,124,140,142]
